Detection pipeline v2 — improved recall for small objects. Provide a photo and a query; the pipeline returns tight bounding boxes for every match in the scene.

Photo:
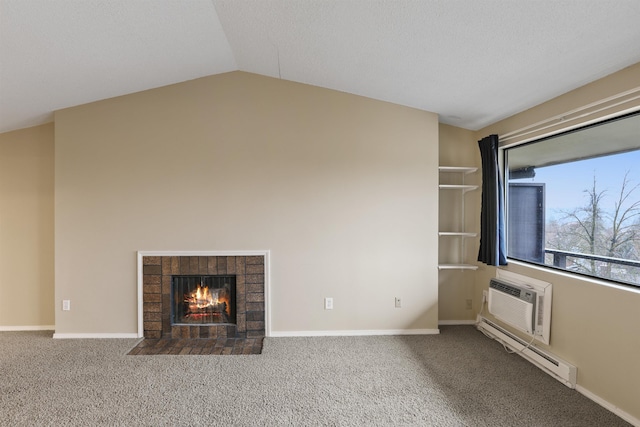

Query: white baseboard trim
[0,325,55,331]
[576,384,640,427]
[53,333,139,339]
[438,320,477,325]
[269,328,440,337]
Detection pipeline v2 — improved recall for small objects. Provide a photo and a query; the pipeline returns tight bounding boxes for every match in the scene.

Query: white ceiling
[2,0,640,134]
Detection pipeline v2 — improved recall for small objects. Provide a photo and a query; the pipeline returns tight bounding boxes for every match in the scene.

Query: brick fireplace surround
[129,254,266,355]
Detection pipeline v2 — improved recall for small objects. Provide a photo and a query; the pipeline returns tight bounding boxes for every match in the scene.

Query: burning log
[176,282,232,324]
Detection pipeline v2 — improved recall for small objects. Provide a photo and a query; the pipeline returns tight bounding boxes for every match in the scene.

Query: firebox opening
[171,275,237,325]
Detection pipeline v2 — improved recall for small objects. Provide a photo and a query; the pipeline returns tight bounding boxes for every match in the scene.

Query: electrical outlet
[466,299,472,310]
[395,297,402,308]
[62,300,71,311]
[324,297,333,310]
[483,290,488,303]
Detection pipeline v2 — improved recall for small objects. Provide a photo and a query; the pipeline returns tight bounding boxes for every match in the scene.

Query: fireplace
[172,275,237,325]
[141,255,266,340]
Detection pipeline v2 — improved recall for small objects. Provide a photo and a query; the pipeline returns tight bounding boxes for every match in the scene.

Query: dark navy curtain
[477,134,508,266]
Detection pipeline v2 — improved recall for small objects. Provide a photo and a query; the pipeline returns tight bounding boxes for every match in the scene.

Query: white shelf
[439,166,478,174]
[438,184,478,192]
[438,264,479,270]
[438,165,478,270]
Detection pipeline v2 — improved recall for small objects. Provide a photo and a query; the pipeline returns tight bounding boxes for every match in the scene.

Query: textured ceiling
[2,0,640,134]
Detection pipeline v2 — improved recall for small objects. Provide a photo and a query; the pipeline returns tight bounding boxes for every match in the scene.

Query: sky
[511,149,640,222]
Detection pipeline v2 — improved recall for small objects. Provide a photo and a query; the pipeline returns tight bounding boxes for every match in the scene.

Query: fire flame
[185,285,230,316]
[188,285,216,308]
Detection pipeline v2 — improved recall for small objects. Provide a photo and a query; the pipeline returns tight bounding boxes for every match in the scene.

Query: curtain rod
[499,85,640,143]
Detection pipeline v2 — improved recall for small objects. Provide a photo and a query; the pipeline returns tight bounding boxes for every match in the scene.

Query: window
[504,112,640,288]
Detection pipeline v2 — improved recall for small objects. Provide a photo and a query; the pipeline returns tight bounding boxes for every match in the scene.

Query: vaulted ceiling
[2,0,640,134]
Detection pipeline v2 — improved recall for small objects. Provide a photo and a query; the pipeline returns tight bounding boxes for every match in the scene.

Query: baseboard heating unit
[477,316,577,388]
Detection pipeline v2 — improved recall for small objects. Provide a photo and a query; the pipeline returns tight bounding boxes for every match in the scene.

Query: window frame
[502,111,640,290]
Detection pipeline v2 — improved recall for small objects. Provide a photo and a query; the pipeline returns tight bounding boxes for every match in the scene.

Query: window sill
[504,259,640,296]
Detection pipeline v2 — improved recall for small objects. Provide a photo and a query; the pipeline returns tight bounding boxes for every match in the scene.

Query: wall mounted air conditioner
[479,270,575,388]
[488,270,552,344]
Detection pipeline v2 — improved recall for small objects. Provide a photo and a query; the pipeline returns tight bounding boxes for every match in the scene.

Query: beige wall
[438,124,480,321]
[54,71,440,335]
[0,123,55,328]
[475,62,640,422]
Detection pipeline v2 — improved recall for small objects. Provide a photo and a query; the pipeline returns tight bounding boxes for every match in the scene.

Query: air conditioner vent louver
[488,279,536,335]
[489,280,522,297]
[537,297,544,326]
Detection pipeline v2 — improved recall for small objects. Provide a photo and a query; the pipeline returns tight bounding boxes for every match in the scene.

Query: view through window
[505,112,640,288]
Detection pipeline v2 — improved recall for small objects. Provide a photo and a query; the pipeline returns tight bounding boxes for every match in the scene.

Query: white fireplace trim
[136,250,271,339]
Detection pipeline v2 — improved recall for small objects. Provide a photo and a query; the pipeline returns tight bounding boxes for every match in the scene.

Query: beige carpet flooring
[0,326,631,426]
